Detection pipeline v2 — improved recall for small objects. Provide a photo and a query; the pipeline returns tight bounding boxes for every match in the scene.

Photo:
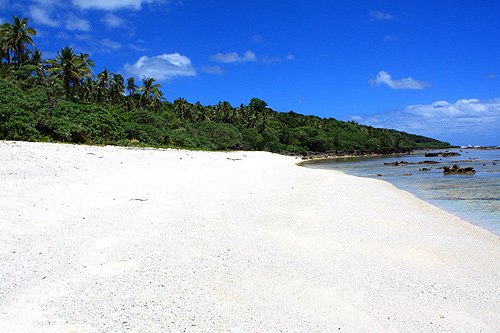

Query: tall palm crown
[0,15,37,67]
[110,73,125,103]
[137,77,163,103]
[45,46,94,100]
[97,68,114,90]
[127,77,138,95]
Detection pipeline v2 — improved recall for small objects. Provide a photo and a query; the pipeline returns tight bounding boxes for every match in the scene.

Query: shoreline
[1,141,500,332]
[301,149,500,237]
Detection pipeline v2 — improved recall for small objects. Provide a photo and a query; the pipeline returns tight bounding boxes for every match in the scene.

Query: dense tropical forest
[0,15,450,153]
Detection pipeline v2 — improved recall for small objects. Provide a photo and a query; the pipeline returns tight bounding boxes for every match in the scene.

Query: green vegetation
[0,15,450,152]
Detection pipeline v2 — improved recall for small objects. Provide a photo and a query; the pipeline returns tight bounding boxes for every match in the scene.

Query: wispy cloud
[75,34,92,41]
[369,70,432,90]
[369,11,394,20]
[128,43,148,52]
[71,0,158,11]
[56,32,72,40]
[210,51,258,63]
[102,13,124,28]
[345,98,500,145]
[200,66,224,74]
[100,38,122,52]
[65,14,91,31]
[28,5,60,27]
[486,73,496,79]
[261,56,282,63]
[252,35,263,43]
[122,53,196,82]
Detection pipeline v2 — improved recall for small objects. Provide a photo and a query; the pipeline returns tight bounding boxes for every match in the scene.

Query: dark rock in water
[402,174,412,176]
[376,174,383,177]
[384,161,410,166]
[443,164,475,175]
[425,152,461,157]
[418,160,439,164]
[419,168,431,171]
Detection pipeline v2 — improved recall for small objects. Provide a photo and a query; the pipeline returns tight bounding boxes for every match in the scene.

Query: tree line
[0,15,450,152]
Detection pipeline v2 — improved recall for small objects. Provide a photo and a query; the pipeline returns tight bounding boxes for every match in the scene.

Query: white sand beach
[1,140,500,332]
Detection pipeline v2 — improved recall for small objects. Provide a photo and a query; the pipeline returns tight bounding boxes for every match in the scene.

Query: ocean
[304,149,500,236]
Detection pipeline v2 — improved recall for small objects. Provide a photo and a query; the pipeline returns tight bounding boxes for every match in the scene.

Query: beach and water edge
[301,148,500,236]
[1,140,500,332]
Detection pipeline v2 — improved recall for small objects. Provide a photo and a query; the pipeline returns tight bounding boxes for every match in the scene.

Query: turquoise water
[305,149,500,236]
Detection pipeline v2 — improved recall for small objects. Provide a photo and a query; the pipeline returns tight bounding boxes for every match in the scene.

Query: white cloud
[261,56,282,63]
[100,38,122,51]
[102,13,124,28]
[345,98,500,146]
[128,43,148,52]
[56,32,72,40]
[122,53,196,81]
[32,0,60,5]
[370,70,432,90]
[72,0,156,11]
[369,11,394,20]
[200,66,224,75]
[210,51,257,63]
[286,54,295,60]
[65,14,91,31]
[75,34,92,40]
[28,5,60,27]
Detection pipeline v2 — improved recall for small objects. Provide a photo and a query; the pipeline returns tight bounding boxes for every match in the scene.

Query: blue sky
[2,0,500,146]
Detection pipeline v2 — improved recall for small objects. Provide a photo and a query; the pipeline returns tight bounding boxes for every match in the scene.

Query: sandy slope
[1,141,499,332]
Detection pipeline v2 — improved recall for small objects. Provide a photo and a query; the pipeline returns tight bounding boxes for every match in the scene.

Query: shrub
[196,121,242,150]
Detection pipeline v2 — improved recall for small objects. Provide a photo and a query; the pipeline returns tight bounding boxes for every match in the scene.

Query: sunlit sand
[1,141,499,332]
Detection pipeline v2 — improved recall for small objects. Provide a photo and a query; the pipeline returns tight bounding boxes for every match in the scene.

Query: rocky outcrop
[443,164,475,175]
[296,148,413,161]
[425,152,461,157]
[384,160,439,166]
[384,161,410,166]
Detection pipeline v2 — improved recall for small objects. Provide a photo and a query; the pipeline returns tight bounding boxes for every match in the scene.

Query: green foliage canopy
[0,13,450,152]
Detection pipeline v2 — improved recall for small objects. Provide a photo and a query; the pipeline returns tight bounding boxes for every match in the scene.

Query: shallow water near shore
[305,149,500,236]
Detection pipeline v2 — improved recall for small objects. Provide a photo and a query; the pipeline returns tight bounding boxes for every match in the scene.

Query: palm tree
[97,68,113,90]
[0,63,14,80]
[78,53,95,71]
[96,68,114,103]
[137,76,163,109]
[29,48,43,67]
[79,78,96,103]
[126,77,138,96]
[45,46,94,101]
[0,15,37,68]
[0,35,11,64]
[174,98,191,118]
[110,73,125,104]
